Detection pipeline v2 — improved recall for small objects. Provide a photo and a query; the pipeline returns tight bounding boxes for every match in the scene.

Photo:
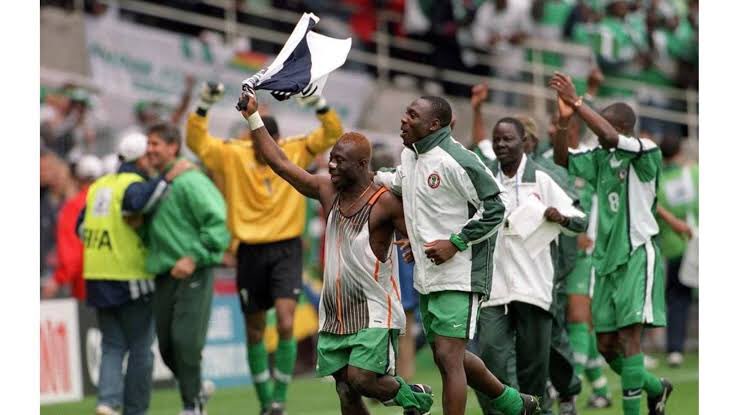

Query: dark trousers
[666,256,692,353]
[153,268,214,409]
[548,282,582,400]
[474,302,553,414]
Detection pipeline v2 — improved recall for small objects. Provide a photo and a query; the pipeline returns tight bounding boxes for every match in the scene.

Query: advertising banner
[202,295,252,388]
[41,299,83,404]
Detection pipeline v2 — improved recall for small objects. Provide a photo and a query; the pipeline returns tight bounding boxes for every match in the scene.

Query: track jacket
[375,126,507,299]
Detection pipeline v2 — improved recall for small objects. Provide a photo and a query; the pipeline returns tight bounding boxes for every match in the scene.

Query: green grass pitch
[42,349,697,414]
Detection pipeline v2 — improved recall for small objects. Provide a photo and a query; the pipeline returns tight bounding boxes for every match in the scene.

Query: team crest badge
[619,169,627,180]
[428,172,441,189]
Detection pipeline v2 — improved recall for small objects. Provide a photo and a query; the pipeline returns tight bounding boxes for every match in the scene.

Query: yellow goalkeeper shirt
[186,110,343,246]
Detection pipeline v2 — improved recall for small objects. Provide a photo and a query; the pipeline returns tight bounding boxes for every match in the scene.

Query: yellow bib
[83,173,153,281]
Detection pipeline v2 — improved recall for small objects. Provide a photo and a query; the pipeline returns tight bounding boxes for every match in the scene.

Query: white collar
[499,154,527,181]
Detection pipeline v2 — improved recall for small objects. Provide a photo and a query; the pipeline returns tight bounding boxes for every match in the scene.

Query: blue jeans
[97,296,155,415]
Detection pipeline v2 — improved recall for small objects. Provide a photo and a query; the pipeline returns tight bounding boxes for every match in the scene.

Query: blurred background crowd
[40,0,698,362]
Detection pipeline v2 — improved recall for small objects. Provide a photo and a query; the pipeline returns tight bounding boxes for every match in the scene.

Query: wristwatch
[573,96,584,109]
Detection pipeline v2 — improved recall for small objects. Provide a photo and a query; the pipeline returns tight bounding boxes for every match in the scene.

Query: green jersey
[568,135,662,275]
[532,0,576,67]
[668,17,698,64]
[144,162,231,275]
[587,16,648,96]
[657,163,699,259]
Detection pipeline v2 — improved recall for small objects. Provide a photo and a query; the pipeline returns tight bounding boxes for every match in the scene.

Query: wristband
[315,97,329,113]
[248,112,264,131]
[196,99,212,112]
[449,234,469,252]
[573,96,583,109]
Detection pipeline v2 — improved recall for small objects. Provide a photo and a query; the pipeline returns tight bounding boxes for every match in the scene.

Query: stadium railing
[68,0,698,140]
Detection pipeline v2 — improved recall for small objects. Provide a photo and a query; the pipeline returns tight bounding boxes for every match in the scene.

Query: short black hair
[419,96,453,127]
[263,115,280,138]
[601,102,636,133]
[147,121,182,152]
[659,135,683,159]
[495,117,526,139]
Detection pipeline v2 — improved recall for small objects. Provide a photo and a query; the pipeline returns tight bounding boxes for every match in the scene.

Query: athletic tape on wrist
[449,234,469,252]
[248,112,264,131]
[197,99,212,111]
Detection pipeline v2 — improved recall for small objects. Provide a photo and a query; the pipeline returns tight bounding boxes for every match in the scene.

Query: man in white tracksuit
[375,96,541,415]
[472,116,588,414]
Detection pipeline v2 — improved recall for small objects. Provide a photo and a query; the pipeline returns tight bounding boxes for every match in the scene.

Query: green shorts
[316,328,399,377]
[419,291,480,344]
[591,240,666,333]
[566,255,595,297]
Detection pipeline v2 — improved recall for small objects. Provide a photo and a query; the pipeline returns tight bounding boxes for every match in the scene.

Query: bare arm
[657,204,693,239]
[549,72,619,149]
[552,95,573,168]
[471,83,489,145]
[385,193,408,239]
[238,92,327,200]
[585,67,604,99]
[170,74,196,125]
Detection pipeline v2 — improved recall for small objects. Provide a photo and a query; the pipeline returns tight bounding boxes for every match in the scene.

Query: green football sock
[642,363,664,398]
[568,322,590,376]
[585,332,610,397]
[273,338,297,403]
[490,386,524,415]
[386,376,433,412]
[608,355,624,375]
[247,341,273,409]
[621,354,645,415]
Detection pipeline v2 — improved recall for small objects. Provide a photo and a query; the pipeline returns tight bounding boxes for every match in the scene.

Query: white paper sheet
[507,194,585,256]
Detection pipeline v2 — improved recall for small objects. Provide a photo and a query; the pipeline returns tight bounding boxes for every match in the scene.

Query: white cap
[102,153,120,174]
[75,155,104,180]
[118,132,148,162]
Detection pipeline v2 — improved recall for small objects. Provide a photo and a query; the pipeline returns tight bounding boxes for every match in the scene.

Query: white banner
[84,16,373,141]
[40,299,83,405]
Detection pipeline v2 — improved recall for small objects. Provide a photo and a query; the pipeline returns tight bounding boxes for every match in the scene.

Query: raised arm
[170,74,196,125]
[186,82,228,173]
[549,72,620,149]
[298,96,344,156]
[471,83,489,145]
[552,94,574,168]
[238,92,326,200]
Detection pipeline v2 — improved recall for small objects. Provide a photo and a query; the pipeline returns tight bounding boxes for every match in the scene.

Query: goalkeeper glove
[197,81,225,112]
[296,95,329,112]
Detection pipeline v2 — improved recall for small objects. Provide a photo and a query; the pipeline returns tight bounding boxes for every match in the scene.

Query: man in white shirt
[472,116,588,413]
[471,0,534,105]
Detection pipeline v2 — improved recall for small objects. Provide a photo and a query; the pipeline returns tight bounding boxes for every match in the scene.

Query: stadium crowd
[40,1,698,415]
[42,0,698,90]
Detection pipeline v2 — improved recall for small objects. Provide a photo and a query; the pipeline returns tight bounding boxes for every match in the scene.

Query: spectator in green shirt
[589,1,649,97]
[144,121,231,415]
[656,135,697,368]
